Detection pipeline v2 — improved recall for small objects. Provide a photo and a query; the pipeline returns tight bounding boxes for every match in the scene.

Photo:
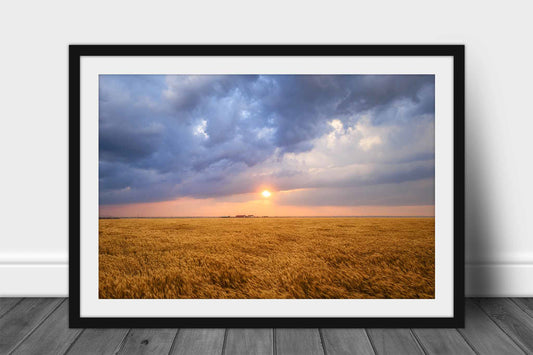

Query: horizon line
[99,215,436,219]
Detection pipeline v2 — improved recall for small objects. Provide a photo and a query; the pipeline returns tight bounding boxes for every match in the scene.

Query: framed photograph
[70,45,464,327]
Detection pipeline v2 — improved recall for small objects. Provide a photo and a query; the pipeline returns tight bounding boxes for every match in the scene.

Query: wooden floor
[1,299,533,354]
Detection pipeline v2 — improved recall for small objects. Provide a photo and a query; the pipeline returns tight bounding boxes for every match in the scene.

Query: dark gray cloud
[99,75,435,205]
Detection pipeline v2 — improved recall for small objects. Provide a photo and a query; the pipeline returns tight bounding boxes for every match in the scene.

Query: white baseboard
[1,262,533,297]
[0,264,68,297]
[465,263,533,297]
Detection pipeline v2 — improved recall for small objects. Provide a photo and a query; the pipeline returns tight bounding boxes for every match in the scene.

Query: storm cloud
[99,74,435,207]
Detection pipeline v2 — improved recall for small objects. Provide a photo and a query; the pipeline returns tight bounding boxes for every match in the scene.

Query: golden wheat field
[99,217,434,299]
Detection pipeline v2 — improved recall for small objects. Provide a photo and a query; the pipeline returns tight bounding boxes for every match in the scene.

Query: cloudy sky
[99,75,435,217]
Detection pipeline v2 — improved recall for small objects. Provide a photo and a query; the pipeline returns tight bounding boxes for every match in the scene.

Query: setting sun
[262,190,271,198]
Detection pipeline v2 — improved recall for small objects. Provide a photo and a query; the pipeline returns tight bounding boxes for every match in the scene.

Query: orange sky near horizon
[99,192,435,217]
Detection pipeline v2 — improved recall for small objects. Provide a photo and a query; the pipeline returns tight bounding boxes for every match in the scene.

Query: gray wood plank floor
[1,298,533,354]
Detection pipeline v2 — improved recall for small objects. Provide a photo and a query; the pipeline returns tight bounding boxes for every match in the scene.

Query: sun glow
[261,190,271,198]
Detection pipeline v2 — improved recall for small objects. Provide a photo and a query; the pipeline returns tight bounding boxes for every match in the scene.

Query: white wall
[1,0,532,296]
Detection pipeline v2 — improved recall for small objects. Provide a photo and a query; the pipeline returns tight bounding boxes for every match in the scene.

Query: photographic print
[98,74,436,300]
[70,45,464,327]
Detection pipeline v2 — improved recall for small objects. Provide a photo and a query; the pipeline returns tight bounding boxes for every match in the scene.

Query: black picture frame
[69,45,465,328]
